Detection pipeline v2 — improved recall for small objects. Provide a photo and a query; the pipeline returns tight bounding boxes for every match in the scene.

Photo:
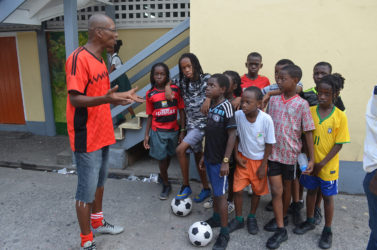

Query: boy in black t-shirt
[199,74,237,250]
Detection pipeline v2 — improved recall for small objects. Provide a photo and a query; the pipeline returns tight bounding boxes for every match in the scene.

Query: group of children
[143,52,350,250]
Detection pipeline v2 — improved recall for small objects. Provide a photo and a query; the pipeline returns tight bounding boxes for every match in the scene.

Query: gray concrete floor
[0,167,370,250]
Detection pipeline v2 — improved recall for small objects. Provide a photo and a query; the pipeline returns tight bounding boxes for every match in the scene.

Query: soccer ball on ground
[171,197,192,216]
[188,221,213,247]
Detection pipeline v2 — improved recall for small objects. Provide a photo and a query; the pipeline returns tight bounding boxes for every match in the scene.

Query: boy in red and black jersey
[144,63,185,200]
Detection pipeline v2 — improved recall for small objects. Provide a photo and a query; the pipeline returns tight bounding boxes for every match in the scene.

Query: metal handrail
[110,18,189,118]
[111,65,179,117]
[109,18,189,82]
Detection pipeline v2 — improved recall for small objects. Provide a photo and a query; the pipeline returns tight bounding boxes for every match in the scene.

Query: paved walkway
[0,167,370,250]
[0,131,371,249]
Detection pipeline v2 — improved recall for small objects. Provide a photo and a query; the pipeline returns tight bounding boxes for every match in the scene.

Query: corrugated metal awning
[1,0,111,25]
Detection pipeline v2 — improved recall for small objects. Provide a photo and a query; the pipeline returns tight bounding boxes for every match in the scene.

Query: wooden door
[0,37,25,124]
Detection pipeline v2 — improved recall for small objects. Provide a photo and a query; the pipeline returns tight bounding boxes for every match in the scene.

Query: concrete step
[118,117,141,130]
[114,127,124,140]
[136,111,148,118]
[56,148,73,166]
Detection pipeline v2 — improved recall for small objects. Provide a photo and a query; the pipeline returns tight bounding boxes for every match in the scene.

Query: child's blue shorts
[205,159,228,197]
[149,130,178,160]
[300,174,338,196]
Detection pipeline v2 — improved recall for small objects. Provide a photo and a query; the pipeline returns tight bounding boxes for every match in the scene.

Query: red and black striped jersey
[146,84,184,131]
[66,47,115,153]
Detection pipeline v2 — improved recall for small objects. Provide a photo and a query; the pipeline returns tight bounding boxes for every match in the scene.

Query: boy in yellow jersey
[293,74,350,249]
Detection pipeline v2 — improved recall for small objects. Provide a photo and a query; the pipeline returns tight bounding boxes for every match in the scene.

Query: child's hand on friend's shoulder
[200,98,211,115]
[164,80,173,101]
[231,97,241,110]
[261,93,270,109]
[235,154,247,168]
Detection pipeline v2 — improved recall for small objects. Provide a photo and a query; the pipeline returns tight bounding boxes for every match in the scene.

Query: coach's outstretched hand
[106,85,133,106]
[116,86,145,103]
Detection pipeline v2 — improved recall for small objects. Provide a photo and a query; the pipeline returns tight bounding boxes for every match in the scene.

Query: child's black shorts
[267,160,296,180]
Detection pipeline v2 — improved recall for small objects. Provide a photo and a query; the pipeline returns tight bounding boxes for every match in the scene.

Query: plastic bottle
[298,153,308,172]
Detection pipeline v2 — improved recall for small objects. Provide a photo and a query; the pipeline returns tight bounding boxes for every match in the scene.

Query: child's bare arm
[257,143,272,179]
[234,137,246,168]
[313,144,343,176]
[200,98,211,115]
[178,109,186,144]
[262,90,279,109]
[143,115,153,149]
[231,97,242,110]
[220,128,236,176]
[303,131,315,174]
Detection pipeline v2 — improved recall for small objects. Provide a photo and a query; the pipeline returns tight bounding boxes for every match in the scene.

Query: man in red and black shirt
[66,14,143,250]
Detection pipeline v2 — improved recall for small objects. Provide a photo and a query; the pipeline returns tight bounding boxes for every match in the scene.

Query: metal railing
[110,17,189,118]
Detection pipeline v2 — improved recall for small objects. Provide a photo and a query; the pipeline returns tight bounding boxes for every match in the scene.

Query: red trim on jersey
[281,94,299,104]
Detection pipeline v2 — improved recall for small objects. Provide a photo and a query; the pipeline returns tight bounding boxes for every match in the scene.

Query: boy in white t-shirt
[363,85,377,250]
[228,86,276,235]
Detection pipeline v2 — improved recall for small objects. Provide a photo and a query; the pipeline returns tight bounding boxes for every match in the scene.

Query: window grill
[46,0,190,30]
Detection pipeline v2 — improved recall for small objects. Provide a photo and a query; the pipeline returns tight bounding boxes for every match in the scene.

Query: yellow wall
[191,0,377,161]
[116,28,190,117]
[17,32,45,122]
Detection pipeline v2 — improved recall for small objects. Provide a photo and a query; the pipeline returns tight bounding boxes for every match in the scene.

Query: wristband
[180,128,186,132]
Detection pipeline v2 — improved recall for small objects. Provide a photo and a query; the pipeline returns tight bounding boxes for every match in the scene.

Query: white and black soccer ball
[188,221,213,247]
[171,197,192,216]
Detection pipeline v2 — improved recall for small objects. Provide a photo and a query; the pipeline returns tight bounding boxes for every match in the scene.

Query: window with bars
[46,0,190,30]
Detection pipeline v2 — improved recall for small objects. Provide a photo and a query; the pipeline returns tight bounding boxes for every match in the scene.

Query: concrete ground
[0,167,370,250]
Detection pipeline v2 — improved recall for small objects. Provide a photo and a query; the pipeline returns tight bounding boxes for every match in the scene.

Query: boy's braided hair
[178,53,203,83]
[223,70,242,97]
[318,73,345,95]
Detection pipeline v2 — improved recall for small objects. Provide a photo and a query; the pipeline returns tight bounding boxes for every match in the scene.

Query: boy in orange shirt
[241,52,270,91]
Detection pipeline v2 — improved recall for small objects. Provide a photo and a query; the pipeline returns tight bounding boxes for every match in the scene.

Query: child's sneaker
[228,218,244,233]
[314,206,322,225]
[193,188,211,203]
[292,202,303,226]
[203,197,213,208]
[175,185,192,200]
[81,241,96,250]
[213,232,230,250]
[264,216,289,232]
[318,229,332,249]
[159,183,171,200]
[266,227,288,249]
[288,200,304,214]
[92,220,124,235]
[293,220,315,235]
[247,217,258,235]
[205,216,221,228]
[227,201,235,214]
